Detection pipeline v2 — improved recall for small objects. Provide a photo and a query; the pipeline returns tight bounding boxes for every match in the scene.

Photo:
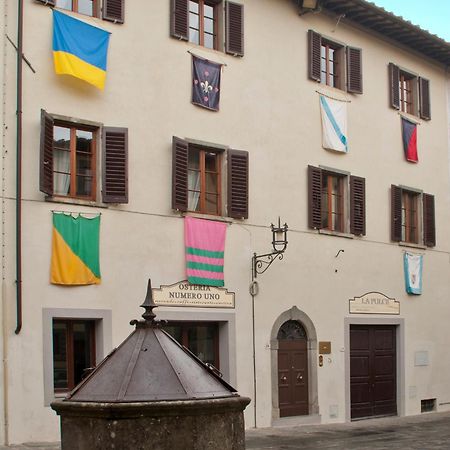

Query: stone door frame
[270,306,319,421]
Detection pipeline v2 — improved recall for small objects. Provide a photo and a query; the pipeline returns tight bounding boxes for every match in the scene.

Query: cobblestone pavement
[246,411,450,450]
[1,411,449,449]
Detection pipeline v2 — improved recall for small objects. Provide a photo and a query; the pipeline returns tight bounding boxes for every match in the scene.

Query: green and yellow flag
[51,213,101,285]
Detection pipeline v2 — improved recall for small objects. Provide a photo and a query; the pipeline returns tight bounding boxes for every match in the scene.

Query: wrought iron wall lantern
[252,217,289,281]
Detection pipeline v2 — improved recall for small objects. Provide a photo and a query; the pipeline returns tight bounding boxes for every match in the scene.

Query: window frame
[399,70,417,115]
[189,0,218,50]
[172,136,249,219]
[52,120,98,202]
[308,30,362,94]
[321,171,345,232]
[54,0,100,17]
[188,145,223,216]
[163,321,220,369]
[39,109,129,205]
[52,318,96,393]
[320,39,342,89]
[391,185,435,247]
[308,165,366,236]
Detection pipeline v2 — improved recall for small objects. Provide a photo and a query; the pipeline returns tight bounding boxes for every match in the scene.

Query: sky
[371,0,450,42]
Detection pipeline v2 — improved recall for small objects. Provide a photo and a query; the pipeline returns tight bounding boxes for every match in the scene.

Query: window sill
[45,196,109,209]
[318,229,354,239]
[399,241,426,250]
[398,111,421,124]
[180,211,234,224]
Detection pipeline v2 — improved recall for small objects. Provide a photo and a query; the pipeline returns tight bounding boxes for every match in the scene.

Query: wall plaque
[152,280,235,308]
[349,292,399,315]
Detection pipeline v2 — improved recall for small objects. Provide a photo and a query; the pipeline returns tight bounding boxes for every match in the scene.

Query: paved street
[246,411,450,449]
[0,411,449,449]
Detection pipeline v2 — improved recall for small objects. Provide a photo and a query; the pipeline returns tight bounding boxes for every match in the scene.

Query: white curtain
[54,150,71,195]
[188,171,201,211]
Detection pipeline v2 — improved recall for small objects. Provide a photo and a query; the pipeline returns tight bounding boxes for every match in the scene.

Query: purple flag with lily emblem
[192,55,221,111]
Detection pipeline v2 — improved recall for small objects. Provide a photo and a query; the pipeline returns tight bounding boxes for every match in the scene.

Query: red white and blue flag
[401,117,418,163]
[192,55,221,111]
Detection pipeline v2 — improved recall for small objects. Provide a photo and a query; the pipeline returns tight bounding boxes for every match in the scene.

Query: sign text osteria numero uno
[349,292,400,315]
[152,280,235,308]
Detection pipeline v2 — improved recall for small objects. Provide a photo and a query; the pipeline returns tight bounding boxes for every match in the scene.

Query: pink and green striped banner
[185,217,226,287]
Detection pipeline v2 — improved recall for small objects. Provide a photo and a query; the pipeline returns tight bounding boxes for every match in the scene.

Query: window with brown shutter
[225,1,244,56]
[39,111,128,204]
[228,149,248,219]
[171,137,248,218]
[346,46,363,94]
[390,185,435,247]
[388,63,430,120]
[36,0,125,23]
[102,127,128,203]
[419,77,431,120]
[308,166,365,236]
[350,175,365,235]
[103,0,125,24]
[170,1,244,56]
[308,31,362,94]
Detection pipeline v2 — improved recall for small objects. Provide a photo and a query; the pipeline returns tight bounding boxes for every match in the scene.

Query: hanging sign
[349,292,400,315]
[152,280,235,308]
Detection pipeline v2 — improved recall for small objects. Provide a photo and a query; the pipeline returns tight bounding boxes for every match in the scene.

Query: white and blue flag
[320,95,348,153]
[404,252,423,295]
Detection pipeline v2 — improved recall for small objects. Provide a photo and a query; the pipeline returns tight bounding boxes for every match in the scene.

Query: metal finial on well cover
[130,279,158,328]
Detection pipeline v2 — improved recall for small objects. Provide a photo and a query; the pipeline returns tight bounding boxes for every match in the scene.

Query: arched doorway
[277,320,308,417]
[270,306,319,422]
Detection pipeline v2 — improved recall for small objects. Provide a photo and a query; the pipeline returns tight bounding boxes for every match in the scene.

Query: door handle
[281,376,287,381]
[297,374,303,381]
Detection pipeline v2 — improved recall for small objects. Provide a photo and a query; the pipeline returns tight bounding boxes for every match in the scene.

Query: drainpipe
[14,0,23,335]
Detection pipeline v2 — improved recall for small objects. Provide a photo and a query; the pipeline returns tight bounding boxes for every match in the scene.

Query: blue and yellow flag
[53,10,110,90]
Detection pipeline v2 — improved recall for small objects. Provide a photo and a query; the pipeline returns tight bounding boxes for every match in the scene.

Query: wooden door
[350,325,397,419]
[277,321,308,417]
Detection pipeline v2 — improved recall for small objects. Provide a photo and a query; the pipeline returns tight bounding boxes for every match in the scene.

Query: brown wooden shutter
[346,46,363,94]
[102,0,124,23]
[225,1,244,57]
[35,0,56,6]
[419,77,431,120]
[350,176,365,235]
[172,137,189,212]
[39,109,54,196]
[227,149,248,219]
[308,30,321,82]
[170,0,189,41]
[102,127,128,203]
[389,63,400,110]
[423,193,436,247]
[308,165,322,229]
[391,185,402,242]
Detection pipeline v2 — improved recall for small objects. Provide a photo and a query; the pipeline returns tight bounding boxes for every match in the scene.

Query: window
[53,123,96,200]
[172,136,249,219]
[320,40,341,88]
[308,166,365,236]
[52,319,96,392]
[35,0,124,23]
[163,321,220,369]
[55,0,98,17]
[308,30,363,94]
[188,147,222,215]
[321,172,345,232]
[171,0,244,56]
[39,109,128,204]
[389,63,430,120]
[189,0,217,49]
[391,185,435,247]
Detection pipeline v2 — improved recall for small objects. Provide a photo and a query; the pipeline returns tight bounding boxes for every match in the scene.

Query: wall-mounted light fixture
[252,217,288,281]
[296,0,321,15]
